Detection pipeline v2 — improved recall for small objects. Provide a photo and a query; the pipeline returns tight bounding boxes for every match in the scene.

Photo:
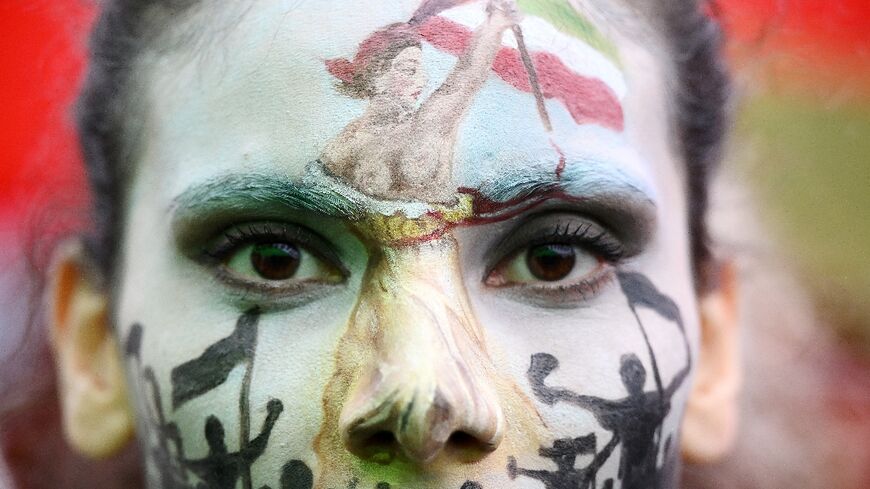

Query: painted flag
[171,309,260,410]
[418,0,626,131]
[616,271,684,333]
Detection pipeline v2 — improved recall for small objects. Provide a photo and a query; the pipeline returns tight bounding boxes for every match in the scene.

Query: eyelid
[200,221,349,278]
[484,212,625,277]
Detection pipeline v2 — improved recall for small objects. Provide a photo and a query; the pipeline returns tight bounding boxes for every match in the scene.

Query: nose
[339,241,505,465]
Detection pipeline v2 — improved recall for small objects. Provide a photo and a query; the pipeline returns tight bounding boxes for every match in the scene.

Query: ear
[681,260,741,463]
[48,240,134,459]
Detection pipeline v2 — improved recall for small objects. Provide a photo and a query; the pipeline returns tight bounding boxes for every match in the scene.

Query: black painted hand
[267,398,284,417]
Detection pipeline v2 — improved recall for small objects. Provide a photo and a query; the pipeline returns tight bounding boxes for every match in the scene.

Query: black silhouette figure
[529,352,687,489]
[525,272,691,489]
[182,399,283,489]
[507,433,619,489]
[124,317,313,489]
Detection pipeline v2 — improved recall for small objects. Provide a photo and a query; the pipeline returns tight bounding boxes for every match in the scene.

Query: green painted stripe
[517,0,620,63]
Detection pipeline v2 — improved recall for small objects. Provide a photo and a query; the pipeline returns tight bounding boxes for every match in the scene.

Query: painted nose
[339,241,505,465]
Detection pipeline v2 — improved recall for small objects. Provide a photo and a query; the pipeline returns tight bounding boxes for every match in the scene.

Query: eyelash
[531,221,625,262]
[200,222,347,289]
[204,223,313,261]
[204,223,277,261]
[487,218,625,304]
[198,218,623,305]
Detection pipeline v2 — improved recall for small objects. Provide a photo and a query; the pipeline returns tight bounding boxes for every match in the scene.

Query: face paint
[116,0,698,488]
[520,272,690,489]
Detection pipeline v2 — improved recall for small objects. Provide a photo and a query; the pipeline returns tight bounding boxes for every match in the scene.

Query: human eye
[201,222,347,294]
[484,213,626,305]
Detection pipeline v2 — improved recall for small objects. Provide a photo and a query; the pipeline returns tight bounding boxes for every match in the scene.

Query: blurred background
[1,0,868,487]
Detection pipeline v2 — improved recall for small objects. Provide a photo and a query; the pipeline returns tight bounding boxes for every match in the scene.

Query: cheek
[481,286,646,408]
[469,273,697,433]
[117,284,356,475]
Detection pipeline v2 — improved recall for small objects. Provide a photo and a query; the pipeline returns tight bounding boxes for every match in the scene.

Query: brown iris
[250,243,301,280]
[526,244,576,281]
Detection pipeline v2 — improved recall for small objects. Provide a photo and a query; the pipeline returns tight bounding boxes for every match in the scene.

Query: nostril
[366,430,397,448]
[445,431,496,462]
[448,431,478,449]
[357,430,398,464]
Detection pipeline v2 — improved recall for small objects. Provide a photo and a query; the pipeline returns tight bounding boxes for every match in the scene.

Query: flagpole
[239,326,257,489]
[511,23,552,132]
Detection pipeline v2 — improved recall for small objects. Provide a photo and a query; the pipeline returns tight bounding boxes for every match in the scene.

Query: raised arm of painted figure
[242,399,284,463]
[418,0,517,125]
[664,333,693,400]
[528,352,617,414]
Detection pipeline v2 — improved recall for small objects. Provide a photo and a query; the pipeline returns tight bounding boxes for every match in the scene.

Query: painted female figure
[321,0,518,202]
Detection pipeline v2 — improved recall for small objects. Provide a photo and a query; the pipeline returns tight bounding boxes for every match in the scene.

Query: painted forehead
[148,0,655,232]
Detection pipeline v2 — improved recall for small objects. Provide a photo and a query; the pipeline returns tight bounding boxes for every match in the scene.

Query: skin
[48,0,741,488]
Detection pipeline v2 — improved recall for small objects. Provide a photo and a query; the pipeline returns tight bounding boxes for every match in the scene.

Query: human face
[116,1,698,488]
[373,46,426,108]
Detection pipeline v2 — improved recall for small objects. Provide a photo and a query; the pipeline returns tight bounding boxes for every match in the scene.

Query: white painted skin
[116,0,699,487]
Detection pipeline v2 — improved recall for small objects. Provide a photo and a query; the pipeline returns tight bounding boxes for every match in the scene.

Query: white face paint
[115,1,699,488]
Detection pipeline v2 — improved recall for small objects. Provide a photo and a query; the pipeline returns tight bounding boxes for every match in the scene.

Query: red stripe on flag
[419,16,624,131]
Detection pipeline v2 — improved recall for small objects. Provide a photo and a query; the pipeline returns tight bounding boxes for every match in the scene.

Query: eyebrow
[170,173,365,250]
[466,161,658,251]
[171,162,657,252]
[172,173,362,220]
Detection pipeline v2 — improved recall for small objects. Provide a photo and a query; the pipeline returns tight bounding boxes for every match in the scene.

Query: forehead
[135,0,678,205]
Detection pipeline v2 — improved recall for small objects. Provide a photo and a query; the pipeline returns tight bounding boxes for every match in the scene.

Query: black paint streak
[124,313,310,489]
[518,272,691,489]
[125,323,143,359]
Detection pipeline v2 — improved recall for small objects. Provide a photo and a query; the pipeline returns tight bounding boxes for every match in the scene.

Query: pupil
[526,244,576,282]
[250,243,300,280]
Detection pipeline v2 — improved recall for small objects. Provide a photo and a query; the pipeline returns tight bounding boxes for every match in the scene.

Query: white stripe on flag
[440,2,627,98]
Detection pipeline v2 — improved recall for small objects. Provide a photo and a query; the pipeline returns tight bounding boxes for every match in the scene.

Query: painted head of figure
[48,1,738,488]
[327,23,426,111]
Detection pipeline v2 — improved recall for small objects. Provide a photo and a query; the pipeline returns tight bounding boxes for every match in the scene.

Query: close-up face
[109,0,703,487]
[373,46,426,107]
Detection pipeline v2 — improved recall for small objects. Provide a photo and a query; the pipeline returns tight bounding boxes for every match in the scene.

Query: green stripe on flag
[517,0,620,63]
